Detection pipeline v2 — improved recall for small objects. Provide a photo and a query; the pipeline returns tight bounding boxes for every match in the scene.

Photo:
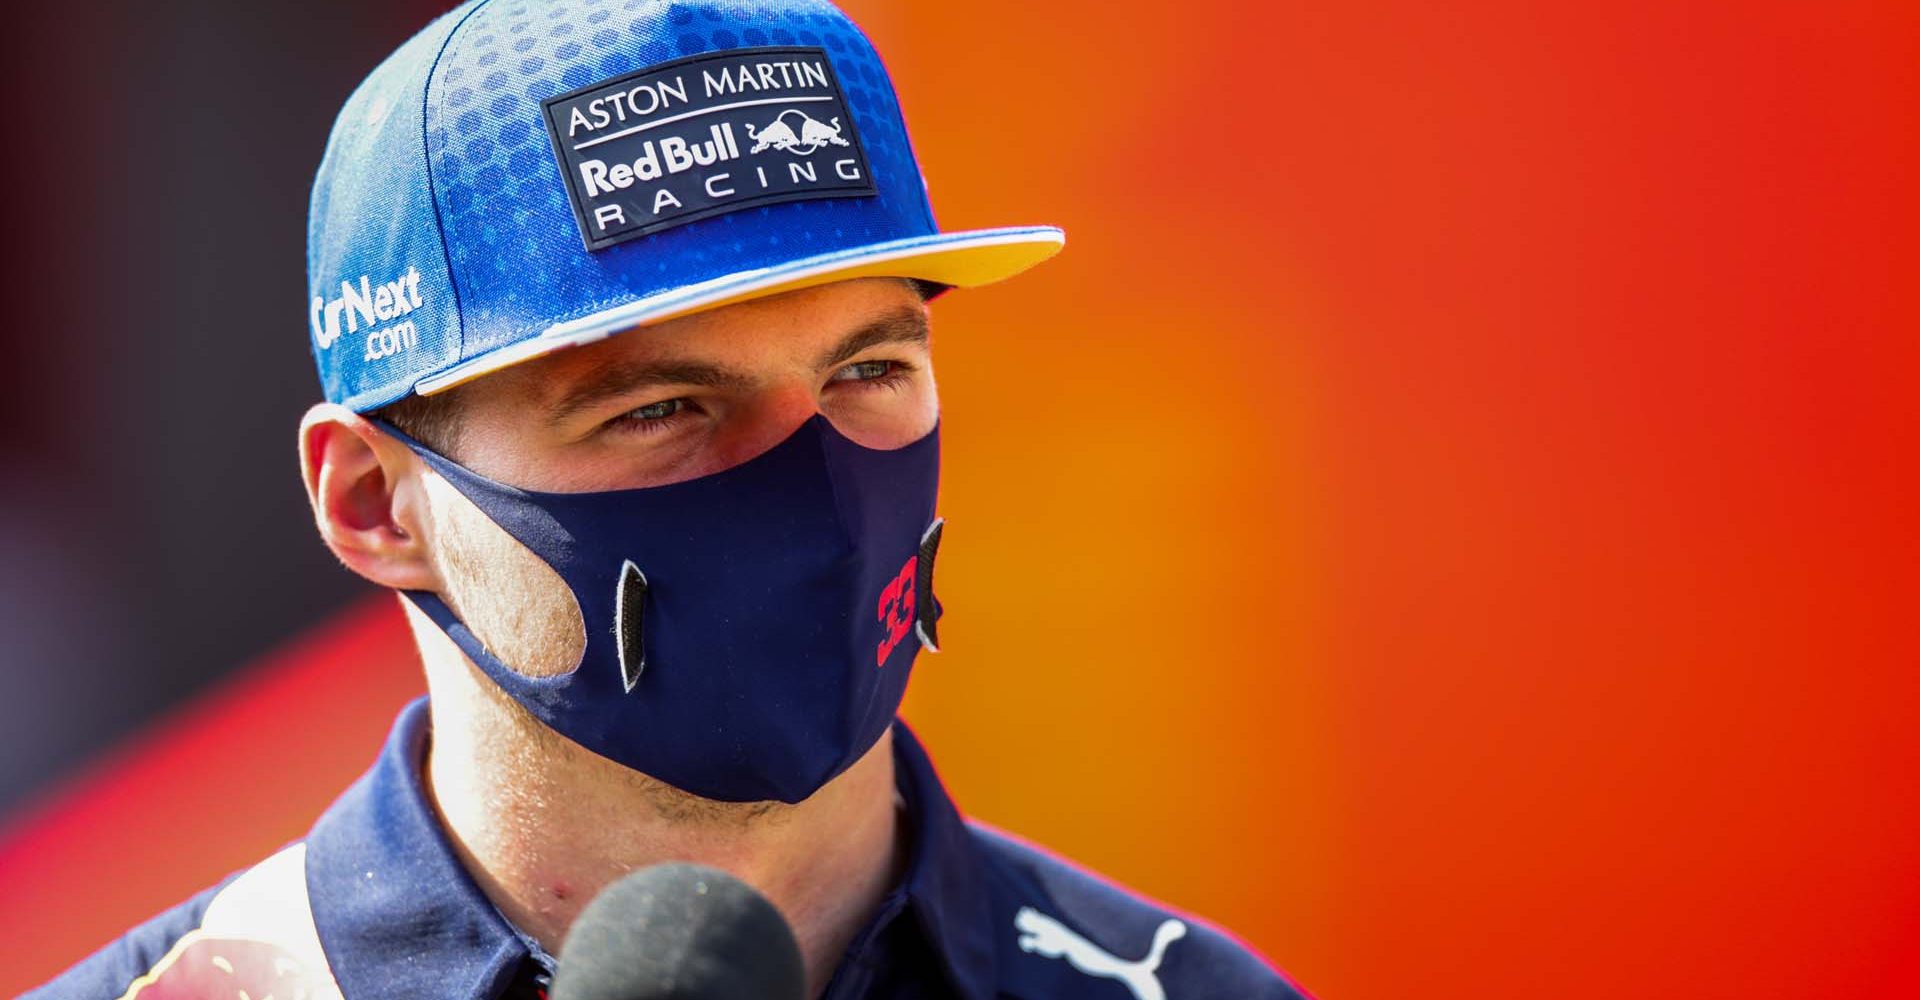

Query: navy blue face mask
[379,415,944,804]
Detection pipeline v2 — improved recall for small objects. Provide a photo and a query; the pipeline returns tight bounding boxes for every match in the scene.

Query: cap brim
[413,225,1064,396]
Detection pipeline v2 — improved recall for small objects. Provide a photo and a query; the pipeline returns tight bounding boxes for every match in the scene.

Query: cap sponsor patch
[542,46,878,252]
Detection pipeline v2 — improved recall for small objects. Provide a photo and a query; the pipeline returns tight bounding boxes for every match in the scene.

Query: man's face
[438,276,937,488]
[414,277,938,677]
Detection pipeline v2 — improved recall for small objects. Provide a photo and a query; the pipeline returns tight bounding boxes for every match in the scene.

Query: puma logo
[1015,907,1188,1000]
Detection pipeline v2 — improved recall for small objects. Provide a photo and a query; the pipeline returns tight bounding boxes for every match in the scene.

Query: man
[33,1,1304,998]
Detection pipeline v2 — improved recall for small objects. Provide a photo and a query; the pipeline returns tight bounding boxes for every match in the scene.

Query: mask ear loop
[913,519,944,652]
[616,560,650,692]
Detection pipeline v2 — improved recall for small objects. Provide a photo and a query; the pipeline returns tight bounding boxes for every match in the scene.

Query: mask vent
[616,560,649,692]
[914,519,944,652]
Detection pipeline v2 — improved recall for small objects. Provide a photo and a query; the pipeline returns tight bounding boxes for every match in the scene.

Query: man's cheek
[438,504,587,678]
[831,380,938,450]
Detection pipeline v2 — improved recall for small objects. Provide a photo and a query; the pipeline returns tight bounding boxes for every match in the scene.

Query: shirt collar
[306,698,523,1000]
[305,698,996,1000]
[887,720,997,1000]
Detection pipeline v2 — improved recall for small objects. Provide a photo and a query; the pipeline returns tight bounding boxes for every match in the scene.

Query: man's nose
[710,381,825,471]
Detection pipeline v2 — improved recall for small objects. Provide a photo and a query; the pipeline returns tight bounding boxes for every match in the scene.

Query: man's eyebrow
[545,359,753,424]
[813,307,930,371]
[543,307,930,424]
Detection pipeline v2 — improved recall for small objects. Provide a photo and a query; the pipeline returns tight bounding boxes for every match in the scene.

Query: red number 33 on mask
[875,555,918,666]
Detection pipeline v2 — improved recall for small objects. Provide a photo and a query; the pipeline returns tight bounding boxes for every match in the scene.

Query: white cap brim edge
[412,225,1064,397]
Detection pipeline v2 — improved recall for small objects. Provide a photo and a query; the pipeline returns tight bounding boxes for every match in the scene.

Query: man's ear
[299,403,442,592]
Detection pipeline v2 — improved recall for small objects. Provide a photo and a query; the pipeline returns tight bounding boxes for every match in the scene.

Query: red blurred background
[3,1,1915,996]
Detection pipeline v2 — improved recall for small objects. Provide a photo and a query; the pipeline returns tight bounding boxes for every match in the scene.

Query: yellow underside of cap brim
[413,226,1065,397]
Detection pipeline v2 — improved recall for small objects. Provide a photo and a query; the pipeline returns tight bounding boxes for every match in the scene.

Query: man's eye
[833,360,897,383]
[625,398,684,422]
[604,397,691,437]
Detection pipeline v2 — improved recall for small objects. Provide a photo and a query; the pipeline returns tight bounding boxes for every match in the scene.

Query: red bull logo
[542,46,877,251]
[577,123,743,197]
[746,109,853,156]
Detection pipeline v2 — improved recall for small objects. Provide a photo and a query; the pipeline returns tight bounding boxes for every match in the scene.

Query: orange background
[4,1,1917,996]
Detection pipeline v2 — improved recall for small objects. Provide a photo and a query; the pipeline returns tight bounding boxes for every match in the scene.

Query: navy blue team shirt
[31,698,1305,999]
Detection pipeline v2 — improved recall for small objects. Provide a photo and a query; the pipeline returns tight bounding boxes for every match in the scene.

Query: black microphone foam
[550,863,806,1000]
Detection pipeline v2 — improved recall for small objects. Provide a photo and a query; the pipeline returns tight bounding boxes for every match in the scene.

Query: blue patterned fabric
[307,0,1060,412]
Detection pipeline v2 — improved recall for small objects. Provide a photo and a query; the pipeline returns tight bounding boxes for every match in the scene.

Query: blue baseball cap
[307,0,1065,412]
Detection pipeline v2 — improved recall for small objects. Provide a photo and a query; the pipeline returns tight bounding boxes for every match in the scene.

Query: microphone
[549,863,806,1000]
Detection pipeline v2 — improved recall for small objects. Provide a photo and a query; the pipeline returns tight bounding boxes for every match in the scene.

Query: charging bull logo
[746,109,852,155]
